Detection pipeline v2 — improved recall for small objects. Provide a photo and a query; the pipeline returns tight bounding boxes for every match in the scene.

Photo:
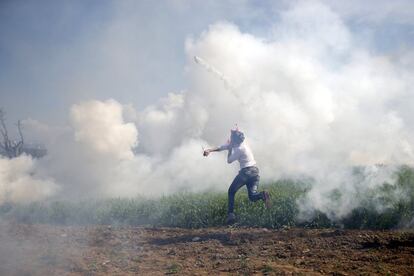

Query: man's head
[230,129,245,145]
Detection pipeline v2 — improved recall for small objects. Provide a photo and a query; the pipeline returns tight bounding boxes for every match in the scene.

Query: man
[203,128,270,224]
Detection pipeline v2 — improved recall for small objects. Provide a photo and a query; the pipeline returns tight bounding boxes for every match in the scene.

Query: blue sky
[0,0,413,125]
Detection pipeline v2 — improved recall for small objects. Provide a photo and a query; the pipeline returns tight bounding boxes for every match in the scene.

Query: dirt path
[0,222,413,275]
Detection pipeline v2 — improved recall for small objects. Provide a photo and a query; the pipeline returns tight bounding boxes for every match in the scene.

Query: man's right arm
[203,144,229,156]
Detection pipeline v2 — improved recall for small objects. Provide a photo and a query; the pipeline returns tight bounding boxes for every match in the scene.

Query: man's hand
[202,146,227,157]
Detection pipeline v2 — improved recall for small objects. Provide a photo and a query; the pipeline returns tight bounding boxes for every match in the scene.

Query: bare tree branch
[0,109,9,142]
[0,109,25,158]
[17,120,24,145]
[0,109,9,156]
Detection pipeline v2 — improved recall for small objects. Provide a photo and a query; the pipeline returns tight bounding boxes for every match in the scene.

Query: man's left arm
[227,147,239,163]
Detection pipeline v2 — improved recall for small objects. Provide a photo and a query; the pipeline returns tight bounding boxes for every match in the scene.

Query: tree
[0,108,24,158]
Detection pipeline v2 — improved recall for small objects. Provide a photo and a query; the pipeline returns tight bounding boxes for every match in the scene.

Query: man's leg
[243,167,262,202]
[246,178,264,202]
[247,180,271,208]
[227,173,245,217]
[246,169,262,202]
[245,167,271,208]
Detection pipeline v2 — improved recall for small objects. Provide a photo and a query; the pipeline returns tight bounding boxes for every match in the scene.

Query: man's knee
[247,183,260,201]
[249,182,258,193]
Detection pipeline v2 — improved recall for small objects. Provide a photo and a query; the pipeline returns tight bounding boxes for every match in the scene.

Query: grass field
[1,166,414,229]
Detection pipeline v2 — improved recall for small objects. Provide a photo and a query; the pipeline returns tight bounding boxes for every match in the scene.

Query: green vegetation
[1,166,414,229]
[166,263,181,274]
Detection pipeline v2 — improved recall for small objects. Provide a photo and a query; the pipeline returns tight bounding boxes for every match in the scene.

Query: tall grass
[1,166,414,229]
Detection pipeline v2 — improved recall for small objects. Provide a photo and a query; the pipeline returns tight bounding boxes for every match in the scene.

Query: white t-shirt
[218,142,256,169]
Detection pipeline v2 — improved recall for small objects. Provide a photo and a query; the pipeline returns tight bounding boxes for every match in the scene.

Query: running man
[203,128,270,224]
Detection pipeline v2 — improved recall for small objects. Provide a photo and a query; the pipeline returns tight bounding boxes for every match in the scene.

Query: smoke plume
[1,1,414,220]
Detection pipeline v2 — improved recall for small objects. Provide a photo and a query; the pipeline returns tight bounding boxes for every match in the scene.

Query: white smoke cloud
[0,155,58,204]
[13,98,230,200]
[70,99,138,160]
[1,1,414,219]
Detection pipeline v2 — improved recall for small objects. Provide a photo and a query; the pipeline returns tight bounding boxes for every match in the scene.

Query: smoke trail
[194,56,233,90]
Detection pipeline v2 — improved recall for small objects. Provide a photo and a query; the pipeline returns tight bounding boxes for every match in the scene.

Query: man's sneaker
[263,191,271,209]
[226,213,236,225]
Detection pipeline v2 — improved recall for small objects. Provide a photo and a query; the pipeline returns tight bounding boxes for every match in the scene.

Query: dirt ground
[0,222,413,275]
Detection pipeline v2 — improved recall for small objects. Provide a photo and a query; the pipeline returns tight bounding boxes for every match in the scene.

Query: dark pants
[228,166,264,214]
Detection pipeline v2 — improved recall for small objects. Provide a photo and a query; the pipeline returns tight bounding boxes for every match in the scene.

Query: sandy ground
[0,222,413,275]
